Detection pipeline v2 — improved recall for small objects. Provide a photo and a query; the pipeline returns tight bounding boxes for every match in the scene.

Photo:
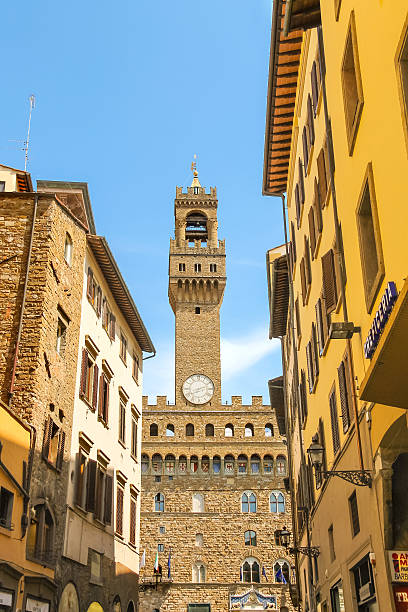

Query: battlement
[169,238,226,254]
[176,185,217,198]
[142,395,268,409]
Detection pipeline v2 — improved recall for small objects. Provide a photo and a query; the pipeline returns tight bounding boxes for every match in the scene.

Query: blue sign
[364,281,398,359]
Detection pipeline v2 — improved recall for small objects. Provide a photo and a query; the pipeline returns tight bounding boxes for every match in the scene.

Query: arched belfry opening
[185,212,208,243]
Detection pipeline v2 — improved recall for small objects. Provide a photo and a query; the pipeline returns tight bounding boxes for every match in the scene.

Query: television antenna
[24,95,35,171]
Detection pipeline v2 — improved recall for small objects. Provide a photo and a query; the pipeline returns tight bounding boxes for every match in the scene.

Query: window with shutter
[109,314,116,340]
[42,417,52,461]
[95,465,105,522]
[317,147,328,206]
[295,185,301,228]
[300,258,307,305]
[302,127,309,171]
[96,287,102,317]
[349,491,360,536]
[116,486,124,536]
[341,12,364,155]
[311,61,319,113]
[130,496,137,546]
[306,341,314,393]
[295,297,301,340]
[321,249,337,313]
[299,159,305,203]
[304,237,312,289]
[314,179,323,233]
[301,370,308,424]
[308,207,317,258]
[92,364,99,411]
[318,417,327,474]
[290,222,297,264]
[315,298,324,354]
[338,356,352,433]
[329,388,340,454]
[98,374,109,425]
[56,430,65,471]
[87,267,93,300]
[80,348,88,397]
[311,323,319,381]
[307,95,315,146]
[104,475,113,525]
[86,459,97,512]
[75,450,87,508]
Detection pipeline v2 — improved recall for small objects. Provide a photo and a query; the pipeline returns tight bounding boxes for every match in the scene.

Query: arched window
[195,533,203,547]
[205,424,214,437]
[241,557,260,583]
[152,454,162,474]
[276,455,287,476]
[165,454,175,475]
[141,454,149,473]
[241,492,257,513]
[244,530,257,546]
[112,596,122,612]
[225,423,234,437]
[179,455,187,474]
[238,454,248,474]
[274,560,290,583]
[27,502,55,562]
[270,492,285,513]
[192,493,204,513]
[265,423,274,437]
[190,455,198,473]
[166,424,175,437]
[224,455,235,474]
[64,233,73,265]
[250,454,261,474]
[186,423,194,437]
[154,493,164,512]
[263,455,274,474]
[245,423,254,437]
[150,423,158,437]
[192,561,206,583]
[213,456,221,474]
[201,456,210,473]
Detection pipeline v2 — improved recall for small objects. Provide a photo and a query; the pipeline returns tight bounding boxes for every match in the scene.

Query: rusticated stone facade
[0,188,87,609]
[139,177,294,612]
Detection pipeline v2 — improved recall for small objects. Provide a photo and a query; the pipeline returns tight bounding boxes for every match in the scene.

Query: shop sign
[389,551,408,582]
[364,281,398,358]
[393,585,408,611]
[26,597,50,612]
[0,592,13,606]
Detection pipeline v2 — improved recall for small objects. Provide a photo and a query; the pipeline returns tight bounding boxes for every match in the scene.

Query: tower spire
[190,154,201,188]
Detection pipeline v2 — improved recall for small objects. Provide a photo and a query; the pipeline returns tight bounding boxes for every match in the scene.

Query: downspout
[316,27,365,471]
[9,194,38,405]
[143,350,156,361]
[280,193,316,612]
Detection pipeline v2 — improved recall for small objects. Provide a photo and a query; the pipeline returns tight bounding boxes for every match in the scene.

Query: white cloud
[221,328,280,381]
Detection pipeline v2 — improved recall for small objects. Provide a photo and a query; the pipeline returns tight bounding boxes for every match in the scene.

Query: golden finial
[191,154,198,177]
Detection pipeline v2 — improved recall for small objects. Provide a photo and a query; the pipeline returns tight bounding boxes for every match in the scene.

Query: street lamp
[306,441,372,487]
[277,527,320,558]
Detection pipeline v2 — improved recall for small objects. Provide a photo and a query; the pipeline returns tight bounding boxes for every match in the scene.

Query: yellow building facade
[0,400,54,611]
[264,1,408,611]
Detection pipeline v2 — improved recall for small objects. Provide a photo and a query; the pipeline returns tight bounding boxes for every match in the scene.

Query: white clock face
[182,374,214,405]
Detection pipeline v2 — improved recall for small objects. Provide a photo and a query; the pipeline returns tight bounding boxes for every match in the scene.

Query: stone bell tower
[168,162,226,406]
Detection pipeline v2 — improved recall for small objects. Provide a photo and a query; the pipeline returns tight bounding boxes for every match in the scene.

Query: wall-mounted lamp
[277,526,320,558]
[307,440,372,487]
[329,321,361,340]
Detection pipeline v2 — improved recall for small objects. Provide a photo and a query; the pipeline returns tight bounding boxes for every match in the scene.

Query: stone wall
[139,400,295,612]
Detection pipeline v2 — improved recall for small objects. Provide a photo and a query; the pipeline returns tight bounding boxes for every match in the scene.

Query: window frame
[396,16,408,154]
[355,162,385,312]
[341,11,364,155]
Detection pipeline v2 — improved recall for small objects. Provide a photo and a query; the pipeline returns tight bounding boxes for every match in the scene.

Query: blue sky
[1,0,284,403]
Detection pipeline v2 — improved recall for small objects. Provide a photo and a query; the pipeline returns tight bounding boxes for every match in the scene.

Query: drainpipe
[143,350,156,361]
[280,194,316,612]
[9,194,38,405]
[316,27,365,471]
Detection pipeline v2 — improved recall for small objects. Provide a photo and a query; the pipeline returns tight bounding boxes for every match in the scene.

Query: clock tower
[168,163,226,406]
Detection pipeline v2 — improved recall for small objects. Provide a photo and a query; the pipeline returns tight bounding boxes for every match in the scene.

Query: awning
[269,376,286,435]
[263,0,303,196]
[360,279,408,408]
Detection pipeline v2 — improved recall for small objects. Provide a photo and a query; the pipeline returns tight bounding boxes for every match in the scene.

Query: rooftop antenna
[24,95,35,171]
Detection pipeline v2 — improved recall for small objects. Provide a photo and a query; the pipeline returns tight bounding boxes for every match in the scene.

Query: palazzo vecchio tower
[138,164,294,612]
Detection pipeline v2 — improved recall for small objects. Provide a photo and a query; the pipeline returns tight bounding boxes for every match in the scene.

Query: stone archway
[58,583,79,612]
